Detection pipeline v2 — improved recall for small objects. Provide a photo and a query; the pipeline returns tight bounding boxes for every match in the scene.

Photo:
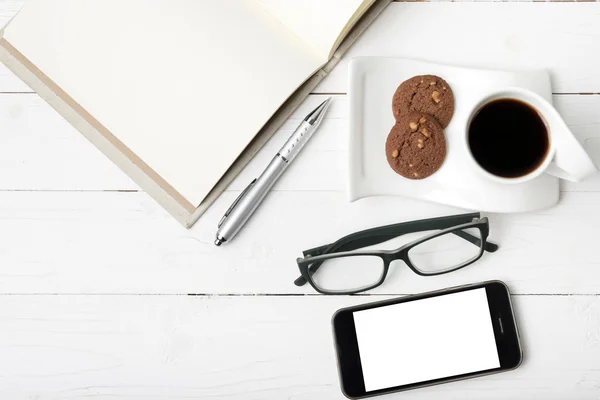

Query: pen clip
[218,178,257,228]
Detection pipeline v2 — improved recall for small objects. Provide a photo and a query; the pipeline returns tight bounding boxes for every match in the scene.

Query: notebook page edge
[0,36,197,221]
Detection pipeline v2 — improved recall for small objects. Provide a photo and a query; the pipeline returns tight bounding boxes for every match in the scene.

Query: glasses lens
[310,255,384,293]
[408,227,483,274]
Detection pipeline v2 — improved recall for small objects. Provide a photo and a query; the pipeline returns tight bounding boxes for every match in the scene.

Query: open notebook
[0,0,390,227]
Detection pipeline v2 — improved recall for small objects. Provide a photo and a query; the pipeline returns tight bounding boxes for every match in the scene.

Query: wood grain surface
[1,1,600,399]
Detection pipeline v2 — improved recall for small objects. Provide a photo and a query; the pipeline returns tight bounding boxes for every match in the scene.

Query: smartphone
[332,281,522,399]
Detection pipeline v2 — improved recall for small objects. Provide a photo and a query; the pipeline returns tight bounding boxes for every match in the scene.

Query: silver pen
[215,97,332,246]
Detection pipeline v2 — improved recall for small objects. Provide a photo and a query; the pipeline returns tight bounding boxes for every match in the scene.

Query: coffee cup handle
[545,124,598,182]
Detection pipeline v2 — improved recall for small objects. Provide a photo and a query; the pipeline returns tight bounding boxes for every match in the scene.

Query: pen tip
[214,239,223,246]
[305,97,332,125]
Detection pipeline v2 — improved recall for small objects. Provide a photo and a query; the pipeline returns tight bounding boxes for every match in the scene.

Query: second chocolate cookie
[385,112,447,180]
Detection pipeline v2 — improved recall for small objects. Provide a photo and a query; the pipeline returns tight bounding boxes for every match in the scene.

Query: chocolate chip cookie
[392,75,454,128]
[385,112,446,179]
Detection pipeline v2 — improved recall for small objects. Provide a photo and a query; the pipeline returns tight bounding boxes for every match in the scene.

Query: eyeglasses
[294,213,498,295]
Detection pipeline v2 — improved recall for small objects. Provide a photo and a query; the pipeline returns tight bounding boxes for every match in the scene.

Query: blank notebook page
[4,0,323,206]
[257,0,370,58]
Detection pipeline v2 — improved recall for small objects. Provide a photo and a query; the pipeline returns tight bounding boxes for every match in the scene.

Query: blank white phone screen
[353,288,500,392]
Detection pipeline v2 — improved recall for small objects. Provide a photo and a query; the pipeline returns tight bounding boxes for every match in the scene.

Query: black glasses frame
[295,213,498,295]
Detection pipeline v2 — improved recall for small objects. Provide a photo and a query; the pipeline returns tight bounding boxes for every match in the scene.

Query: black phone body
[332,281,522,399]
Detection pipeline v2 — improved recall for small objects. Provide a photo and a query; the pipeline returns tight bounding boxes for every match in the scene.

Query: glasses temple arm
[303,230,496,258]
[452,230,498,252]
[301,214,482,258]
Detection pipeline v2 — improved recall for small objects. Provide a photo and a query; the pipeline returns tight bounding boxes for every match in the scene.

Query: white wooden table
[2,1,600,399]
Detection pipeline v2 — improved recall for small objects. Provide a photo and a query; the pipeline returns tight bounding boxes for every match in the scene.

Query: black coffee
[468,99,549,178]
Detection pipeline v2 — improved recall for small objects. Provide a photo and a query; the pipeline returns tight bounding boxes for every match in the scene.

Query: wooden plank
[554,95,600,191]
[317,3,600,94]
[1,189,600,295]
[0,93,137,190]
[0,94,598,192]
[1,4,600,94]
[0,294,598,399]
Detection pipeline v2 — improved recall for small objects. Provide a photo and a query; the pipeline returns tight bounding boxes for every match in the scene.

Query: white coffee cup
[465,87,597,184]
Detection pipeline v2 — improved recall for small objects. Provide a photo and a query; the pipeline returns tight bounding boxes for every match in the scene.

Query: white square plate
[348,57,559,213]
